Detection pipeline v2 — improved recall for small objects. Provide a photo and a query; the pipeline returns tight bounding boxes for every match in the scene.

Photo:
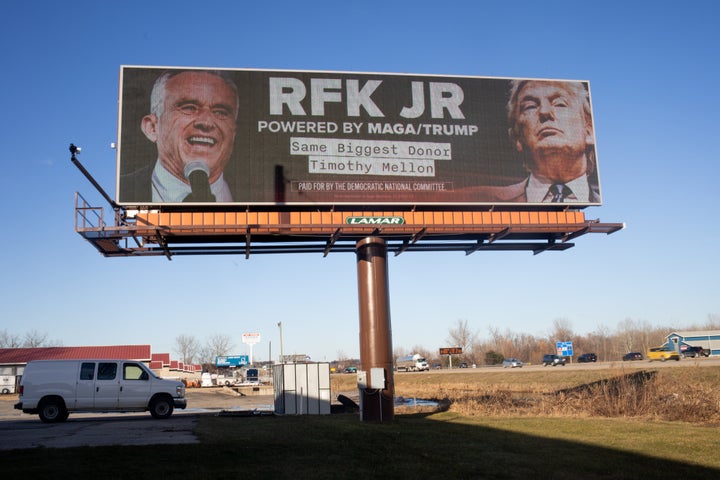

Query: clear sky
[1,0,718,363]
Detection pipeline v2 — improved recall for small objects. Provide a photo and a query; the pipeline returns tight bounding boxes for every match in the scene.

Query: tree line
[395,315,720,366]
[173,333,235,369]
[6,314,719,367]
[0,329,62,348]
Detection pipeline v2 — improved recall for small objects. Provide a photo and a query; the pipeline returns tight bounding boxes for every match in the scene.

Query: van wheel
[38,398,68,423]
[150,396,174,419]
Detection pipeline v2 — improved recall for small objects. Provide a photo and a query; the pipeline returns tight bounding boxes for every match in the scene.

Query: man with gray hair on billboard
[479,80,600,203]
[121,69,239,203]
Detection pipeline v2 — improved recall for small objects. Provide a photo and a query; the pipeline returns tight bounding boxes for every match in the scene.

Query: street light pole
[277,322,284,364]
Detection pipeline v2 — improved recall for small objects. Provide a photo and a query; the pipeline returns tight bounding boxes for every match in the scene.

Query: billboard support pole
[356,237,394,422]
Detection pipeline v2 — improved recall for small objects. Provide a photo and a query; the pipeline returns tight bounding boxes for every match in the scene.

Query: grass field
[3,365,720,479]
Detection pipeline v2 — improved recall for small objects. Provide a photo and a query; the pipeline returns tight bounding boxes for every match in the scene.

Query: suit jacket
[119,164,153,203]
[465,176,601,204]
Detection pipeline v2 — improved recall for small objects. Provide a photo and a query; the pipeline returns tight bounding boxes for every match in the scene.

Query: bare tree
[22,330,49,348]
[174,334,200,364]
[550,318,574,343]
[587,324,611,361]
[447,319,478,363]
[393,346,408,360]
[196,345,216,366]
[447,319,477,350]
[704,313,720,329]
[206,333,234,358]
[0,329,21,348]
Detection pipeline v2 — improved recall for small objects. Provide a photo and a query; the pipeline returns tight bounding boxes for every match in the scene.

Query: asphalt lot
[0,388,274,451]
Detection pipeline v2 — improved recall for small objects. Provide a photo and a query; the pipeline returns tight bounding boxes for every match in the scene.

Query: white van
[14,359,187,423]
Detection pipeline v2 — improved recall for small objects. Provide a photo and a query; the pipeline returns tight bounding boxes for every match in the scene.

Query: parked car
[622,352,643,361]
[577,353,597,363]
[458,362,469,368]
[647,347,680,362]
[541,354,566,367]
[502,358,523,368]
[343,366,357,374]
[681,346,709,358]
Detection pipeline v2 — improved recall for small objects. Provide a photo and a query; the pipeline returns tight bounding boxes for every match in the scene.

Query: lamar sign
[346,216,405,225]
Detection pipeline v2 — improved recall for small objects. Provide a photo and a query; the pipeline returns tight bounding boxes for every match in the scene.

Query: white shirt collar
[526,173,591,203]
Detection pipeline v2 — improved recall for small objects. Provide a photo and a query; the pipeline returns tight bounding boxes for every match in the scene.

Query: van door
[75,362,97,409]
[94,362,121,409]
[119,362,152,408]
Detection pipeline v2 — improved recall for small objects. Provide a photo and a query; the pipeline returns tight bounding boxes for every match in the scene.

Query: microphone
[183,161,216,202]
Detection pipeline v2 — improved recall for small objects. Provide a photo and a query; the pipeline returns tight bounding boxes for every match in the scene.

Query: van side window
[123,363,148,381]
[80,362,95,380]
[97,362,117,380]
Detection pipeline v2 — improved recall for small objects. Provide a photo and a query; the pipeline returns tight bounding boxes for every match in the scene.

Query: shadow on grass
[1,410,718,480]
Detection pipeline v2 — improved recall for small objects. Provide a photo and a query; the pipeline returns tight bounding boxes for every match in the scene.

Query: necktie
[549,183,572,202]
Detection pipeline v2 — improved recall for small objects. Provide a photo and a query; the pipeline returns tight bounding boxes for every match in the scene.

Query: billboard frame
[116,65,603,210]
[75,190,623,259]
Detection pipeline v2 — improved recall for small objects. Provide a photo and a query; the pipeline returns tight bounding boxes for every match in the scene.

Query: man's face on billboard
[513,82,592,180]
[142,71,238,183]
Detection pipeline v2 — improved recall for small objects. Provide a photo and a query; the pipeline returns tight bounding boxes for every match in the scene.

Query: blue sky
[1,1,718,362]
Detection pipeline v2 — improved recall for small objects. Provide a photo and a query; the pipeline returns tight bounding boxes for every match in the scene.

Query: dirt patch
[185,387,274,410]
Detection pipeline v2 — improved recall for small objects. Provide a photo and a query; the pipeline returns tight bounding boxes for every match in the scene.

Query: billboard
[117,66,601,207]
[241,332,261,345]
[215,355,249,367]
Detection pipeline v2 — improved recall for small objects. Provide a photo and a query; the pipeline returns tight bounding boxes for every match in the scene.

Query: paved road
[426,356,720,372]
[0,390,275,451]
[0,413,201,450]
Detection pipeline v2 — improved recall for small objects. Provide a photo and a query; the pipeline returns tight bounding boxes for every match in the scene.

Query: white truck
[1,374,15,394]
[396,354,430,372]
[14,359,187,423]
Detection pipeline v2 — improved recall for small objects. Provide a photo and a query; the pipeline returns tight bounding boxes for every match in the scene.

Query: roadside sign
[242,333,261,345]
[556,341,573,357]
[440,347,463,355]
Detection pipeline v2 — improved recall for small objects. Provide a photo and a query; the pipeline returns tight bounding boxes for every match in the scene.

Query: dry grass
[441,369,720,424]
[334,366,720,425]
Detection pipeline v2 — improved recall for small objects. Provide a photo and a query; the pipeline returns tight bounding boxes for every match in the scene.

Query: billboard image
[117,66,601,207]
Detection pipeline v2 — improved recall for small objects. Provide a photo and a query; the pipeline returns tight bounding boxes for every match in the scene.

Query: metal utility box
[273,363,331,415]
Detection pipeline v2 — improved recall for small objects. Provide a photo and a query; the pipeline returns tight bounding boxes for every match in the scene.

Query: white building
[666,330,720,356]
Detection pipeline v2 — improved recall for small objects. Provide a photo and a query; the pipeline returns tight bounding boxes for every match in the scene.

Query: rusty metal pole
[355,237,394,422]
